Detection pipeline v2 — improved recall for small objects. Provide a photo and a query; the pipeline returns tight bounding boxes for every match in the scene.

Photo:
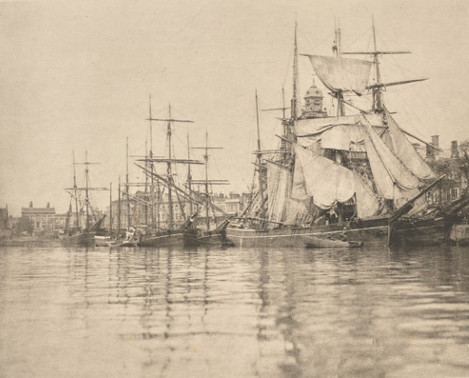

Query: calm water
[1,245,469,378]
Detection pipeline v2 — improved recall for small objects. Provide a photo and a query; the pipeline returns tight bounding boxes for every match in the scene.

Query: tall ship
[184,131,233,247]
[62,151,108,247]
[227,21,467,248]
[135,104,203,247]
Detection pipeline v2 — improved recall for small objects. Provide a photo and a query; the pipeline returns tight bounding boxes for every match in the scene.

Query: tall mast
[144,140,148,226]
[192,133,226,230]
[282,87,286,119]
[334,18,344,116]
[342,17,422,112]
[117,176,121,238]
[203,132,209,230]
[291,22,299,120]
[167,104,174,229]
[72,150,80,229]
[126,137,130,228]
[371,16,382,111]
[148,95,155,231]
[255,90,265,209]
[187,133,193,215]
[84,150,90,231]
[109,182,113,238]
[146,104,195,230]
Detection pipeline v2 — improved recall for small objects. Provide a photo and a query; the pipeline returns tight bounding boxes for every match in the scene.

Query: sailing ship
[184,131,233,247]
[62,151,108,247]
[136,104,205,247]
[227,20,465,248]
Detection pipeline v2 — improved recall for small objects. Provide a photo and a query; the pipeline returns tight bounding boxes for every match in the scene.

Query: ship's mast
[72,150,80,230]
[167,105,174,229]
[342,17,424,113]
[117,176,121,237]
[334,19,344,116]
[126,137,130,228]
[67,155,108,232]
[84,151,90,231]
[255,90,265,209]
[371,17,382,111]
[144,140,148,226]
[147,104,195,230]
[109,182,113,238]
[148,95,157,231]
[291,22,299,121]
[187,133,194,215]
[203,133,210,230]
[192,132,226,231]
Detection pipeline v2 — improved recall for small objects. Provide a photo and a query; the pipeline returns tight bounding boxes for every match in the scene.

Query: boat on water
[227,21,465,248]
[134,104,208,248]
[183,132,233,247]
[61,151,108,247]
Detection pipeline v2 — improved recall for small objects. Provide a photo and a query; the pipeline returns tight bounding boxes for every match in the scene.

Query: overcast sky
[1,0,468,216]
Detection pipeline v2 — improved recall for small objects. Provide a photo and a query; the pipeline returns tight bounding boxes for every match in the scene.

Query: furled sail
[266,161,290,223]
[307,55,372,94]
[362,113,421,203]
[292,145,379,217]
[384,108,435,180]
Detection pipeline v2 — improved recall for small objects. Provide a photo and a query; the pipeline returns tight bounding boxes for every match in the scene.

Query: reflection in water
[1,245,469,377]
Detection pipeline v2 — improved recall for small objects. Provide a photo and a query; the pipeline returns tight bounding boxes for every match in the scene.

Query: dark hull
[390,217,451,247]
[227,217,389,248]
[139,232,185,248]
[183,229,235,248]
[60,232,95,247]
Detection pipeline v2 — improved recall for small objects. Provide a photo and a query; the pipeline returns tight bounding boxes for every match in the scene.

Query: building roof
[22,207,56,215]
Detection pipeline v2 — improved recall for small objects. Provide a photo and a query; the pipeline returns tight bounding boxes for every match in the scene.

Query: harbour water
[1,245,469,377]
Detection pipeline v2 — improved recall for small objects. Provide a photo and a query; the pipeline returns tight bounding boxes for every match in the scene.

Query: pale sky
[1,0,468,215]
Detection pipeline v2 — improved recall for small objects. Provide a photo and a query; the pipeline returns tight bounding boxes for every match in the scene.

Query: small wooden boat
[108,240,138,248]
[94,235,111,246]
[305,236,363,249]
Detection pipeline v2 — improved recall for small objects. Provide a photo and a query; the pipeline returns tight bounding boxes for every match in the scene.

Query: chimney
[451,141,459,158]
[46,202,50,208]
[29,201,33,208]
[431,135,439,149]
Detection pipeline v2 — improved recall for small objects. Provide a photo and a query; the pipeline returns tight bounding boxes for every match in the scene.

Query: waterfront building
[21,202,56,234]
[424,138,469,206]
[103,190,250,231]
[0,205,8,229]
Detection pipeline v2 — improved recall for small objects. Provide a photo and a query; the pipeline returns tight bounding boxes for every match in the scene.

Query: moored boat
[227,20,458,248]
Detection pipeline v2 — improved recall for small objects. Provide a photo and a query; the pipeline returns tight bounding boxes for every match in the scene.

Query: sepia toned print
[1,1,469,377]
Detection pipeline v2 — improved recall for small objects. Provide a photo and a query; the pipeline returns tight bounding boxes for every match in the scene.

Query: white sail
[284,198,314,225]
[362,113,423,208]
[385,108,435,180]
[292,146,379,217]
[295,113,386,152]
[266,161,290,223]
[308,55,372,94]
[354,175,381,218]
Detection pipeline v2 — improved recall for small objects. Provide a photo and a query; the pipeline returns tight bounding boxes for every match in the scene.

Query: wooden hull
[227,218,389,248]
[390,217,451,247]
[183,229,235,248]
[94,235,111,246]
[139,232,185,248]
[60,232,95,247]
